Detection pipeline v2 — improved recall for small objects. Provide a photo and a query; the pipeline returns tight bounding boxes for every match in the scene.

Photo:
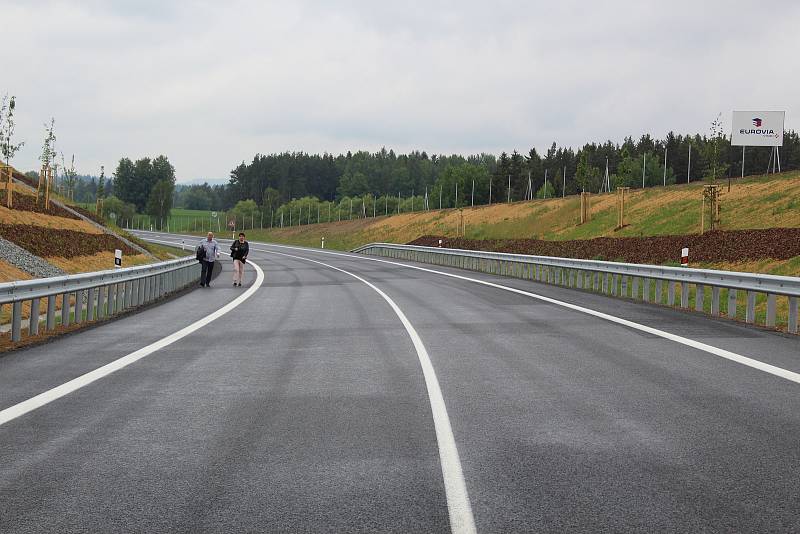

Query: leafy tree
[97,166,106,200]
[145,179,174,222]
[114,155,175,211]
[575,151,600,192]
[102,195,136,223]
[535,181,555,199]
[703,113,729,181]
[230,199,260,226]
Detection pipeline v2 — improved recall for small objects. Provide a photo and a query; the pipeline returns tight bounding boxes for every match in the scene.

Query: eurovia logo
[741,117,776,137]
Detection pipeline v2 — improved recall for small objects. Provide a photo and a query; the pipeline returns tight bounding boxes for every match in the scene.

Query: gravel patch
[0,237,65,278]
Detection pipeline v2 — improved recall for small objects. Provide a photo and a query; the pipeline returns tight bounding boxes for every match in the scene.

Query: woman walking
[230,232,249,287]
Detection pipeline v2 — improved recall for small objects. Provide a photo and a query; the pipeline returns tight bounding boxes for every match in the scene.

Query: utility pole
[642,153,646,188]
[471,179,474,207]
[488,178,492,205]
[507,175,511,203]
[687,144,692,184]
[663,148,668,186]
[562,166,566,198]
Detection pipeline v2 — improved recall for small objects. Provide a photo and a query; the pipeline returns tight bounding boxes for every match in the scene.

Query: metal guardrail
[0,256,200,343]
[353,243,800,334]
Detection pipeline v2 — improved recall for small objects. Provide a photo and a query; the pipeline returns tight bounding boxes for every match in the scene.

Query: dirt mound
[409,228,800,264]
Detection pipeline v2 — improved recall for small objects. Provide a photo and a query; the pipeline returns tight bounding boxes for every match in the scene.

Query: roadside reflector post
[321,237,325,249]
[114,249,122,269]
[681,247,689,267]
[438,239,443,248]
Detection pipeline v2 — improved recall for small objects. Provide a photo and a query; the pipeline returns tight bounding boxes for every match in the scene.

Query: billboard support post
[741,146,745,179]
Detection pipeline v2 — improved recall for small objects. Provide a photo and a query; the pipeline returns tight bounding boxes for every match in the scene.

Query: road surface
[1,232,798,533]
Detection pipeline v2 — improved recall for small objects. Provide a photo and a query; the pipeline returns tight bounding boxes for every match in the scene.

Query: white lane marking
[259,249,477,534]
[0,260,266,427]
[228,240,800,386]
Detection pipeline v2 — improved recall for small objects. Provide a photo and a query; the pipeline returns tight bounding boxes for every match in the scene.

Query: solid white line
[260,249,477,534]
[234,240,800,386]
[0,260,266,427]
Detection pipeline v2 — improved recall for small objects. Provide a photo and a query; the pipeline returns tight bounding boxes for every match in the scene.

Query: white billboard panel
[731,110,784,146]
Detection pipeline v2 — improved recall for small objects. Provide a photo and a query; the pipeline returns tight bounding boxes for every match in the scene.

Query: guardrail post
[680,283,689,308]
[61,293,70,327]
[116,282,124,312]
[631,277,639,299]
[727,289,738,319]
[620,275,627,297]
[593,273,599,291]
[745,291,757,324]
[667,282,676,306]
[11,301,22,342]
[87,287,96,321]
[642,278,651,302]
[711,287,720,316]
[603,273,609,293]
[766,294,776,327]
[655,280,663,304]
[97,286,106,319]
[74,290,84,324]
[695,284,704,312]
[125,281,133,308]
[29,297,40,336]
[789,297,798,334]
[107,285,116,316]
[611,274,618,296]
[576,271,582,289]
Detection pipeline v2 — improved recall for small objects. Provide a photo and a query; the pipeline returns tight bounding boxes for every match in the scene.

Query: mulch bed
[409,228,800,264]
[0,190,80,219]
[0,224,138,258]
[71,205,107,226]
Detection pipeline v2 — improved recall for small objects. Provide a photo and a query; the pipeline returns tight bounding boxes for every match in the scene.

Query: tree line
[197,128,800,224]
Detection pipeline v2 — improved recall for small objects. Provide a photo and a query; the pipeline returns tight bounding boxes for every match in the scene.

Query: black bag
[196,244,206,262]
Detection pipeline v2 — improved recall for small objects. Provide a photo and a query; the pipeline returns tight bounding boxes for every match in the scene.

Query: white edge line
[0,257,265,427]
[258,248,477,534]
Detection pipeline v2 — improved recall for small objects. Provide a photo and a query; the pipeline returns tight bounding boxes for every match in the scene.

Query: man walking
[230,232,249,287]
[199,232,220,287]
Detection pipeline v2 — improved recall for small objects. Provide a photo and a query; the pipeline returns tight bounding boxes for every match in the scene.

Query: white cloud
[4,0,798,181]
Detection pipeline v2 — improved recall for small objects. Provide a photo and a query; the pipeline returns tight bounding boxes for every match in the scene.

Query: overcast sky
[4,0,798,182]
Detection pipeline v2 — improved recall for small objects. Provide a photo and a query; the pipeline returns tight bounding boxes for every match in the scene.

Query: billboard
[731,110,784,146]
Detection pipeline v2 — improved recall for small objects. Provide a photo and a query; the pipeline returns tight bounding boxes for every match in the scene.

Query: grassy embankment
[233,170,798,262]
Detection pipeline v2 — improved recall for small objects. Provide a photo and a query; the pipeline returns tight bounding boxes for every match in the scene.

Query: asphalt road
[1,232,798,533]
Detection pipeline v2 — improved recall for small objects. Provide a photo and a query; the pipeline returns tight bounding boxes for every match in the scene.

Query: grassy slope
[239,171,799,246]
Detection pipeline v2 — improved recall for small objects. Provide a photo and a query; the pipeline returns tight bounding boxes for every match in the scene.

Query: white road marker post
[681,247,689,267]
[114,249,122,269]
